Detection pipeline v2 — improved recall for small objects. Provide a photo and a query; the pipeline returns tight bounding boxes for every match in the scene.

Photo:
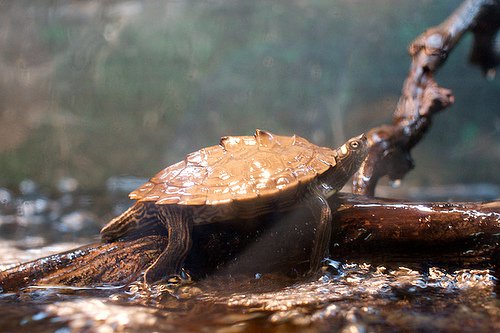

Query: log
[0,236,165,292]
[330,193,500,263]
[1,194,498,292]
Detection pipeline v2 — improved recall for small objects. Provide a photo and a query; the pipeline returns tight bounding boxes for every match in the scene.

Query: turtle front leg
[144,207,192,284]
[306,187,332,273]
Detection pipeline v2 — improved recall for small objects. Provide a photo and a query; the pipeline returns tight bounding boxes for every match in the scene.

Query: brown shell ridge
[255,129,277,148]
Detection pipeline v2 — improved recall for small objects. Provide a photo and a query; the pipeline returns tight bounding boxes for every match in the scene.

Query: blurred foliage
[0,0,498,190]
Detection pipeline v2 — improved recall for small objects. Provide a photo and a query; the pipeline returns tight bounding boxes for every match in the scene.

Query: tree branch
[353,0,500,196]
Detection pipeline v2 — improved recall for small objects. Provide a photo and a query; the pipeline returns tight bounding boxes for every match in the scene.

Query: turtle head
[334,133,368,187]
[337,133,368,167]
[319,134,368,196]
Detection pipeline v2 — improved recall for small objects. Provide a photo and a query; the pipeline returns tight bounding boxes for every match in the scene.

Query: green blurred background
[0,0,498,194]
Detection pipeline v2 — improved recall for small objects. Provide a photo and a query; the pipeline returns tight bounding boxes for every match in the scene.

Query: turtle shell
[130,129,338,208]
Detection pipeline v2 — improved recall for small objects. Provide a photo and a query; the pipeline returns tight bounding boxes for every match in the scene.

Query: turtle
[101,129,368,283]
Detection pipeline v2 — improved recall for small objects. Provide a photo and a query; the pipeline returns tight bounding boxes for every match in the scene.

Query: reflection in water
[45,300,159,332]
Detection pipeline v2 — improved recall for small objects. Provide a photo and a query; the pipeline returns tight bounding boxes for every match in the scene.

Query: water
[0,256,497,332]
[0,179,498,332]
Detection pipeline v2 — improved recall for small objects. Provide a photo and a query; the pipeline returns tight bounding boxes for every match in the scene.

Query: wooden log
[1,194,498,292]
[330,193,500,263]
[0,236,165,292]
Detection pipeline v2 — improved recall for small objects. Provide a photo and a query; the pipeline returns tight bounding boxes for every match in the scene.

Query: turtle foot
[144,268,192,286]
[163,270,192,286]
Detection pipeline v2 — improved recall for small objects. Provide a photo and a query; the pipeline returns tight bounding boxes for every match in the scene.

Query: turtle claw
[165,269,192,285]
[166,275,182,284]
[143,268,192,286]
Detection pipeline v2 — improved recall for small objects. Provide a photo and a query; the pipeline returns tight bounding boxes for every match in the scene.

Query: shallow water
[0,181,499,332]
[0,251,498,333]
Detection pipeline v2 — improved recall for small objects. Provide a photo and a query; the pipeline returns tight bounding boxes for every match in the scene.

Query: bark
[353,0,500,196]
[0,236,165,292]
[330,193,500,263]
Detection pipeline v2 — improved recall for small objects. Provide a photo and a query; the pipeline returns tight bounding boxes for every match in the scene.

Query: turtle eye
[349,141,360,149]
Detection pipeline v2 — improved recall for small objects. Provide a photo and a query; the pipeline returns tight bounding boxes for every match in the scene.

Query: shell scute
[171,165,208,187]
[220,136,242,150]
[274,171,298,190]
[185,149,208,167]
[150,161,184,183]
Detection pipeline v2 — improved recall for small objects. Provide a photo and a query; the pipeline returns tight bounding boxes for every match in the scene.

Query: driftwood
[1,1,499,292]
[331,194,500,261]
[353,0,500,196]
[1,194,499,292]
[0,236,165,292]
